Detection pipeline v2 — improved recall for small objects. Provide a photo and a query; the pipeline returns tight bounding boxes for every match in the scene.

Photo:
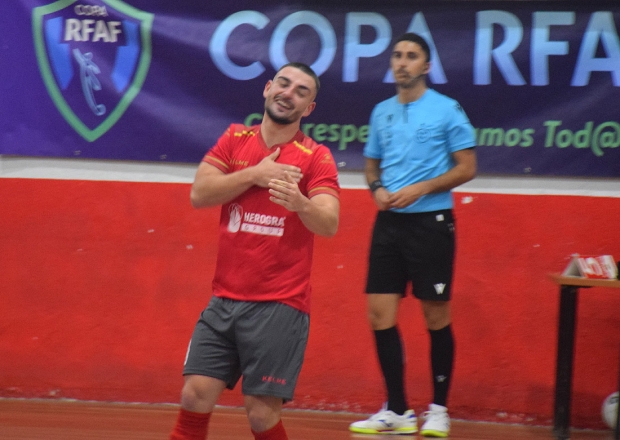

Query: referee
[349,32,477,438]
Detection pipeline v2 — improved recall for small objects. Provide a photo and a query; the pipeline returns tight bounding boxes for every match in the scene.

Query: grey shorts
[366,209,455,301]
[183,296,310,401]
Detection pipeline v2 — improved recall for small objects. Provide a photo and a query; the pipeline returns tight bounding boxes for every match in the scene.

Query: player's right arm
[190,161,253,208]
[190,148,303,208]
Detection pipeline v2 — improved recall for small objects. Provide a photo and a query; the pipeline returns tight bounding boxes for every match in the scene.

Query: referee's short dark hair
[395,33,431,62]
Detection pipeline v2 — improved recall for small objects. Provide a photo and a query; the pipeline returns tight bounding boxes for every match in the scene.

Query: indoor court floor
[0,399,614,440]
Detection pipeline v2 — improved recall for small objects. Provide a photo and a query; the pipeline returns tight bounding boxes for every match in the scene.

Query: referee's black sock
[374,326,408,415]
[429,324,454,407]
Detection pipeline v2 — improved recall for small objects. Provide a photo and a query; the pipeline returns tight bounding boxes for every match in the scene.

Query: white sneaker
[420,404,450,437]
[349,405,418,435]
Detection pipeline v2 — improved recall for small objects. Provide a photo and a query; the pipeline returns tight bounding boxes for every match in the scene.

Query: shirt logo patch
[416,124,431,143]
[228,204,285,237]
[228,204,243,233]
[320,153,334,164]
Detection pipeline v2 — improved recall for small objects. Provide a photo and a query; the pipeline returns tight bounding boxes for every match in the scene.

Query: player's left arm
[268,172,340,237]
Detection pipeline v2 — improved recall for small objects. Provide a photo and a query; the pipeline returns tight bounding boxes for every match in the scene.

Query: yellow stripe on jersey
[293,141,313,155]
[205,156,229,170]
[233,130,256,137]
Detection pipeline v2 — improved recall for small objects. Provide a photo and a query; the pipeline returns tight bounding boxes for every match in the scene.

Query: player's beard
[264,95,300,125]
[265,105,294,125]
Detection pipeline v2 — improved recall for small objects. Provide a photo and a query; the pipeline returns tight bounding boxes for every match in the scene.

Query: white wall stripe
[1,155,619,197]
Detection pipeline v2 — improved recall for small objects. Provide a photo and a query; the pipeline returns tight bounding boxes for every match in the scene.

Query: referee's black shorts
[365,209,455,301]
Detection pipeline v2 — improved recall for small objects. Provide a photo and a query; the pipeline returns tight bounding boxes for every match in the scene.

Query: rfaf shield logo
[33,0,153,141]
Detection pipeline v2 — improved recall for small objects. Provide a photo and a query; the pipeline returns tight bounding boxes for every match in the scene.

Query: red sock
[169,408,211,440]
[251,420,288,440]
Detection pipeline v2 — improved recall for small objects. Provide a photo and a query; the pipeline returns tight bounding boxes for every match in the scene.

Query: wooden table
[548,274,620,440]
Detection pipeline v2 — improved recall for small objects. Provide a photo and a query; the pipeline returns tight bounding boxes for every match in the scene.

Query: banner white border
[1,155,619,197]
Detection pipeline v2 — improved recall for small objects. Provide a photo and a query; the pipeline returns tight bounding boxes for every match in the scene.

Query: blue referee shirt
[364,89,476,213]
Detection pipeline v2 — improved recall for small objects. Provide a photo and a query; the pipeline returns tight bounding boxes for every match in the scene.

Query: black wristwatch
[369,180,384,192]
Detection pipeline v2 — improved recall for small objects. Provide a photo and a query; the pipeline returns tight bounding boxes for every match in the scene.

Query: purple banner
[1,0,619,176]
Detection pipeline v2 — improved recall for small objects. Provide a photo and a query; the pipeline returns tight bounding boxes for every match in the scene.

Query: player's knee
[246,405,280,432]
[180,377,211,411]
[180,383,200,408]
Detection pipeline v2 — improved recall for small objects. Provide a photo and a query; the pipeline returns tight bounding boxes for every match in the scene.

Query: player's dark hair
[395,33,431,62]
[277,62,321,95]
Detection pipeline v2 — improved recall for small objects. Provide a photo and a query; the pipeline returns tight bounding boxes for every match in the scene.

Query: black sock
[429,324,454,407]
[374,326,407,415]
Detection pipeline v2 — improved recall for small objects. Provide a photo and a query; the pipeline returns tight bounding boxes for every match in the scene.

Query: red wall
[1,177,619,429]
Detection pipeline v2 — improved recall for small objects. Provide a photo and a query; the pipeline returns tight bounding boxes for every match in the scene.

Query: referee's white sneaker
[420,403,450,437]
[349,405,418,435]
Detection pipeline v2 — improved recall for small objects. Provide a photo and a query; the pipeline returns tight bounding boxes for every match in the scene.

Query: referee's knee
[367,310,398,330]
[421,300,451,330]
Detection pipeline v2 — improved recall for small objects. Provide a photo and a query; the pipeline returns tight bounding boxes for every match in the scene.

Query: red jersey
[203,124,340,314]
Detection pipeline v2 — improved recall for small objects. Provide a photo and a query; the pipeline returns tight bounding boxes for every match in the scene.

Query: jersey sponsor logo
[228,204,243,233]
[33,0,153,141]
[227,204,285,236]
[241,223,284,236]
[243,212,285,227]
[242,212,285,236]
